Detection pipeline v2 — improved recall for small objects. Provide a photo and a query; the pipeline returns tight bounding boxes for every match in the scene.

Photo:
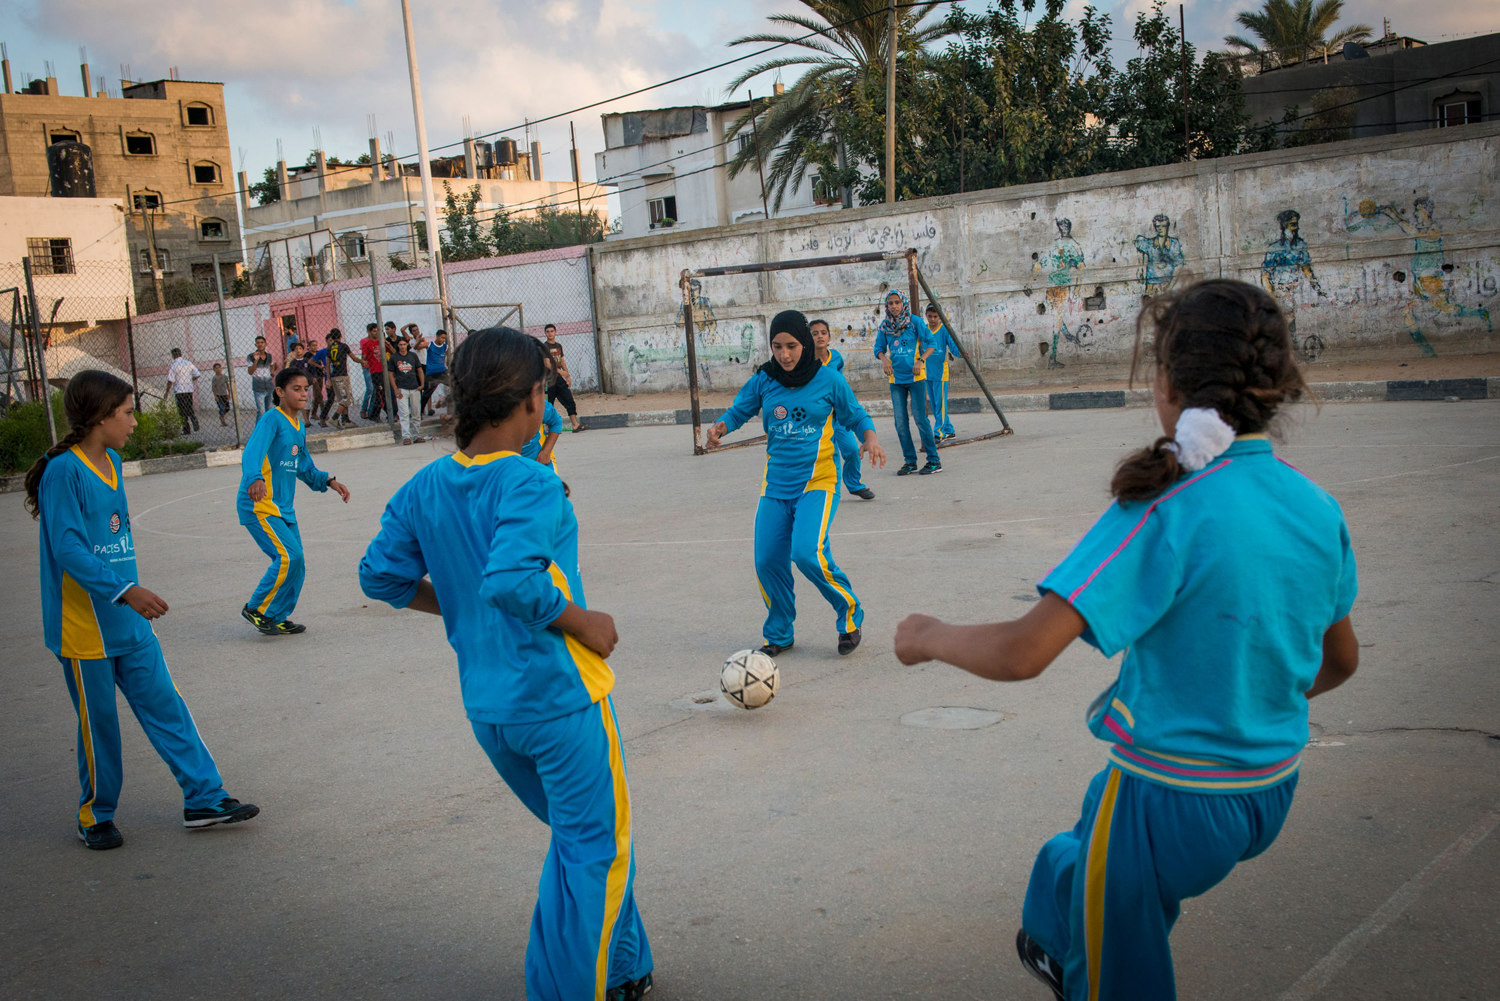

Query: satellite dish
[1343,42,1370,59]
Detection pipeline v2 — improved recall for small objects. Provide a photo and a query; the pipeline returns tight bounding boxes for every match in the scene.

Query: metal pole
[679,271,704,454]
[914,264,1011,431]
[570,121,586,245]
[141,208,166,311]
[23,257,58,445]
[368,257,400,442]
[211,253,243,447]
[4,291,20,405]
[885,0,897,204]
[905,249,920,315]
[399,0,451,335]
[124,295,140,408]
[1180,4,1192,161]
[748,91,770,221]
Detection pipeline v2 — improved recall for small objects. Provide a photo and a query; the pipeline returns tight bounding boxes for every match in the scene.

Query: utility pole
[400,0,451,333]
[140,207,167,311]
[1180,4,1193,161]
[570,121,586,245]
[747,91,770,221]
[885,0,897,204]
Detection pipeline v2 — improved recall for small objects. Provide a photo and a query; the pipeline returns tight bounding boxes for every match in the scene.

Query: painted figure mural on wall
[1261,209,1327,359]
[1344,197,1493,357]
[1135,214,1186,297]
[1036,218,1087,368]
[617,279,758,389]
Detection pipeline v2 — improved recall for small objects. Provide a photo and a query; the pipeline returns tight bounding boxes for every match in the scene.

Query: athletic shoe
[852,487,875,500]
[837,628,861,655]
[241,604,277,634]
[758,641,793,657]
[183,797,260,829]
[919,461,943,475]
[1016,929,1065,1001]
[605,972,652,1001]
[78,820,123,850]
[267,619,307,635]
[896,462,917,476]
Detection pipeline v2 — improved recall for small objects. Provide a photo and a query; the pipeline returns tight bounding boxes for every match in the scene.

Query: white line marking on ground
[1278,809,1500,1001]
[1325,453,1500,486]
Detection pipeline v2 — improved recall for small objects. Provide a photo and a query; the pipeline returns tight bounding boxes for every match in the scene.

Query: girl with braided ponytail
[28,371,258,851]
[894,279,1360,1001]
[358,327,654,1001]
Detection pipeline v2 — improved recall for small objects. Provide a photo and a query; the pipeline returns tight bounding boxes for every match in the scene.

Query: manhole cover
[900,707,1009,730]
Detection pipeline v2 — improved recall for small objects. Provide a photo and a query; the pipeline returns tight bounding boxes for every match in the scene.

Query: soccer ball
[720,650,780,710]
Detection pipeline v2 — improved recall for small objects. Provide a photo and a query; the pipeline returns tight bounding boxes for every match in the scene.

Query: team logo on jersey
[773,405,788,420]
[290,444,299,456]
[109,512,121,534]
[790,406,807,422]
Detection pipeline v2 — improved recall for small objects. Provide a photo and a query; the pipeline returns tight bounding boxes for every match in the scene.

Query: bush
[121,395,203,461]
[0,395,65,475]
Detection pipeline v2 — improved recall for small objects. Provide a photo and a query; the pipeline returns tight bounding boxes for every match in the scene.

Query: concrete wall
[0,195,134,324]
[590,122,1500,395]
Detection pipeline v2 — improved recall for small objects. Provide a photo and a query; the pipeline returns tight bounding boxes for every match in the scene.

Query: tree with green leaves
[723,0,956,210]
[248,167,280,206]
[440,183,490,261]
[1224,0,1373,70]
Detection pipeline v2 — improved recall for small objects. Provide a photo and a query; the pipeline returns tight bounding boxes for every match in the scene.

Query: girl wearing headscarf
[874,289,940,474]
[707,310,887,657]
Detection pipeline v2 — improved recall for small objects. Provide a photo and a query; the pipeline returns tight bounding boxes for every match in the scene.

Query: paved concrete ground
[3,399,1497,1001]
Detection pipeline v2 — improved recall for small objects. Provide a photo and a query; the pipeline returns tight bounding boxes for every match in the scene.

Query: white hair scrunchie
[1166,407,1236,472]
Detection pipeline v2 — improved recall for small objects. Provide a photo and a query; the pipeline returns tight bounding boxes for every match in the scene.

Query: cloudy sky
[5,0,1497,211]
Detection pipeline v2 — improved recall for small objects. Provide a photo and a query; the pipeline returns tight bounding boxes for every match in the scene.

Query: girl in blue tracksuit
[523,399,565,466]
[894,279,1360,1001]
[873,290,939,474]
[359,326,653,1001]
[238,367,351,635]
[923,304,957,440]
[26,370,258,850]
[810,317,875,501]
[707,310,887,657]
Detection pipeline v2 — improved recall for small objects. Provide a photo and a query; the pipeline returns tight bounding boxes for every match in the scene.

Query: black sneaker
[852,487,875,500]
[78,820,124,850]
[267,619,307,635]
[1016,929,1065,1000]
[758,641,793,657]
[919,461,943,475]
[837,628,861,655]
[241,604,277,634]
[896,462,917,476]
[184,797,260,829]
[605,973,652,1001]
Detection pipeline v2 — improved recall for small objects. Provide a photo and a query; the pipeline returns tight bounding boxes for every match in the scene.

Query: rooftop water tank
[47,141,97,198]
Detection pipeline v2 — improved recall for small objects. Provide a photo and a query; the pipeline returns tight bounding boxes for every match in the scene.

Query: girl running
[358,327,653,1001]
[810,317,875,501]
[27,370,259,850]
[706,309,887,656]
[894,279,1359,1001]
[238,367,351,635]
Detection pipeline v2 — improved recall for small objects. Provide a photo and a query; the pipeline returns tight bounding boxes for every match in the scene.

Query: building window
[184,103,213,126]
[192,161,221,184]
[648,196,678,229]
[811,174,838,205]
[132,190,163,210]
[1436,94,1482,127]
[735,133,754,154]
[339,230,367,261]
[27,237,75,275]
[199,217,228,241]
[124,131,156,155]
[49,129,81,145]
[139,248,173,273]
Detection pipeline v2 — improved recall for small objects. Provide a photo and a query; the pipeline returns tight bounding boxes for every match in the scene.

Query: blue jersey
[925,323,954,381]
[237,407,331,526]
[521,401,565,462]
[425,341,448,374]
[823,347,846,375]
[37,447,152,658]
[718,367,875,500]
[1038,436,1357,793]
[359,451,612,725]
[873,314,931,384]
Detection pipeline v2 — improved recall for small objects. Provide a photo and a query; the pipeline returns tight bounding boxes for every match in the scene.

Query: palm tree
[1224,0,1373,70]
[722,0,955,210]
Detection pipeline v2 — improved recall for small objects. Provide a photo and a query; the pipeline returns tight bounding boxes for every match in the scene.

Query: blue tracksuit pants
[1022,766,1296,1001]
[471,697,652,1001]
[245,515,305,623]
[889,382,937,466]
[833,426,868,494]
[754,490,863,645]
[60,642,227,827]
[927,374,954,438]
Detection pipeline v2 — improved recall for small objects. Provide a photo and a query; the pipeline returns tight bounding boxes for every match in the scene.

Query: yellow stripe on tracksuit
[798,416,856,633]
[71,657,99,827]
[814,492,857,634]
[1084,768,1123,1001]
[593,697,633,999]
[546,563,616,701]
[255,514,292,615]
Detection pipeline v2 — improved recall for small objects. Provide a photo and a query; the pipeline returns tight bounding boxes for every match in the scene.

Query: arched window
[124,130,156,156]
[192,161,221,184]
[131,189,163,210]
[184,102,214,126]
[48,128,81,145]
[199,217,228,241]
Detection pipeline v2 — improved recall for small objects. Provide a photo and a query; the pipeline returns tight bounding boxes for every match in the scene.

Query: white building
[0,195,135,328]
[596,97,845,240]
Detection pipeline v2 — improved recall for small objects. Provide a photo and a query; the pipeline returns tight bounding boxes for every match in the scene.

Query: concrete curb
[3,378,1495,493]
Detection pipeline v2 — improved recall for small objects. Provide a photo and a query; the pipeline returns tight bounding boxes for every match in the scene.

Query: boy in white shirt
[165,348,201,434]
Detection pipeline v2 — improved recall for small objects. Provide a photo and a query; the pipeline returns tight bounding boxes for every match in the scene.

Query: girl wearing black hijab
[706,310,887,657]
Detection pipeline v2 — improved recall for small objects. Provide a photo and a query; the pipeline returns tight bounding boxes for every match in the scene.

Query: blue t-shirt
[359,451,612,725]
[521,402,565,463]
[925,323,954,380]
[873,315,932,384]
[718,366,875,500]
[1038,436,1357,794]
[237,408,331,525]
[425,342,448,374]
[37,448,152,659]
